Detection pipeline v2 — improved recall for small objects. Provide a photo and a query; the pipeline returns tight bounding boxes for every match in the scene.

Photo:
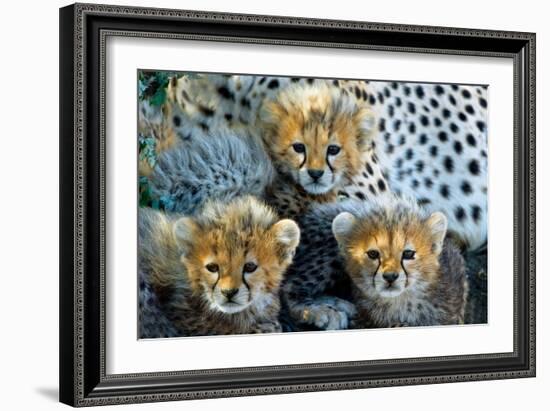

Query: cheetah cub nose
[382,273,399,284]
[307,169,324,181]
[222,288,239,300]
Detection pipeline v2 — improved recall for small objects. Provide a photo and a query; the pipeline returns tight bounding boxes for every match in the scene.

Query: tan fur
[259,82,376,195]
[332,199,467,328]
[139,196,300,336]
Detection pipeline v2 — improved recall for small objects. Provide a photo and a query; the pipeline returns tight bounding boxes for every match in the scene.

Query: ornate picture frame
[59,3,535,407]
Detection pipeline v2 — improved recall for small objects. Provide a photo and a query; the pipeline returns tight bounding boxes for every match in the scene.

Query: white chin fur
[377,287,405,298]
[214,301,249,314]
[303,182,333,195]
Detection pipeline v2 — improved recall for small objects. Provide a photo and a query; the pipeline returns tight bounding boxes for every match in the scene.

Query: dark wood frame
[59,3,536,407]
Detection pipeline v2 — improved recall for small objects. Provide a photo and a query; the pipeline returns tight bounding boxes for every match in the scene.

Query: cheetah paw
[302,296,357,330]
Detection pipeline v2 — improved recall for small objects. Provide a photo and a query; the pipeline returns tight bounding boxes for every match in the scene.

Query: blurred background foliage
[138,70,180,210]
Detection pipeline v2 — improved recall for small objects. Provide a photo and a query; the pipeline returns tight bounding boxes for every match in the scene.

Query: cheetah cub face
[173,197,300,314]
[260,82,376,195]
[332,200,448,299]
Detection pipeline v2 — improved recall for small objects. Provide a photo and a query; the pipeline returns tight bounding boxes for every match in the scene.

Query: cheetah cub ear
[332,212,357,244]
[173,217,197,257]
[426,212,448,255]
[271,219,301,257]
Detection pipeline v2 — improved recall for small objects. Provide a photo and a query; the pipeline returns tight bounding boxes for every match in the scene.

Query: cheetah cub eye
[402,250,416,260]
[366,250,380,259]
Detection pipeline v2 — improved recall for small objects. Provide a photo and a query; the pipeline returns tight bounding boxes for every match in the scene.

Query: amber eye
[292,143,306,153]
[402,250,416,260]
[366,250,380,259]
[205,263,219,273]
[243,262,258,273]
[327,145,341,155]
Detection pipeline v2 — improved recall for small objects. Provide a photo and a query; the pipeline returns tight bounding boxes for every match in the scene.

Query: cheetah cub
[259,81,377,219]
[138,196,300,337]
[282,197,467,330]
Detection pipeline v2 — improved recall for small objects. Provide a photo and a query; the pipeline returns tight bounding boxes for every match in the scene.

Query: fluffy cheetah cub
[282,197,467,330]
[138,196,300,337]
[259,81,377,218]
[332,197,468,328]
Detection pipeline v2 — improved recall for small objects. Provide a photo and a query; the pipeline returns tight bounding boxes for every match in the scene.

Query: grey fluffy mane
[149,128,274,215]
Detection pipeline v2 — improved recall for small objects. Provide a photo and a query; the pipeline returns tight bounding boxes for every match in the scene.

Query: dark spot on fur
[378,118,386,132]
[466,134,477,147]
[366,162,374,176]
[420,115,429,126]
[438,131,448,142]
[369,184,376,195]
[267,79,280,89]
[443,156,454,173]
[462,89,472,99]
[415,86,425,99]
[430,145,438,157]
[468,159,480,175]
[440,184,450,198]
[450,122,459,133]
[355,191,366,200]
[377,179,386,192]
[199,106,215,117]
[476,121,486,132]
[434,85,444,95]
[217,86,235,100]
[453,140,463,154]
[471,205,482,222]
[455,206,466,221]
[172,115,181,127]
[419,134,428,145]
[461,180,472,195]
[479,97,487,108]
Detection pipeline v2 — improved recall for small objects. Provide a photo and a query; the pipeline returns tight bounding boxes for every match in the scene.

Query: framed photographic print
[59,3,536,407]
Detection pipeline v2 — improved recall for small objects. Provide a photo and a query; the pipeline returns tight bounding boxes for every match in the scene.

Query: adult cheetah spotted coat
[148,73,488,251]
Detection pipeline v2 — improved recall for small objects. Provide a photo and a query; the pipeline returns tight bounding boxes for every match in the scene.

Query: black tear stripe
[242,272,250,290]
[325,152,335,173]
[299,151,307,169]
[212,272,221,291]
[372,259,381,288]
[400,257,410,287]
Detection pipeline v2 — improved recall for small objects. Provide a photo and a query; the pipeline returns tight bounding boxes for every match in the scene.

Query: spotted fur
[158,73,487,250]
[281,196,467,330]
[138,196,300,337]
